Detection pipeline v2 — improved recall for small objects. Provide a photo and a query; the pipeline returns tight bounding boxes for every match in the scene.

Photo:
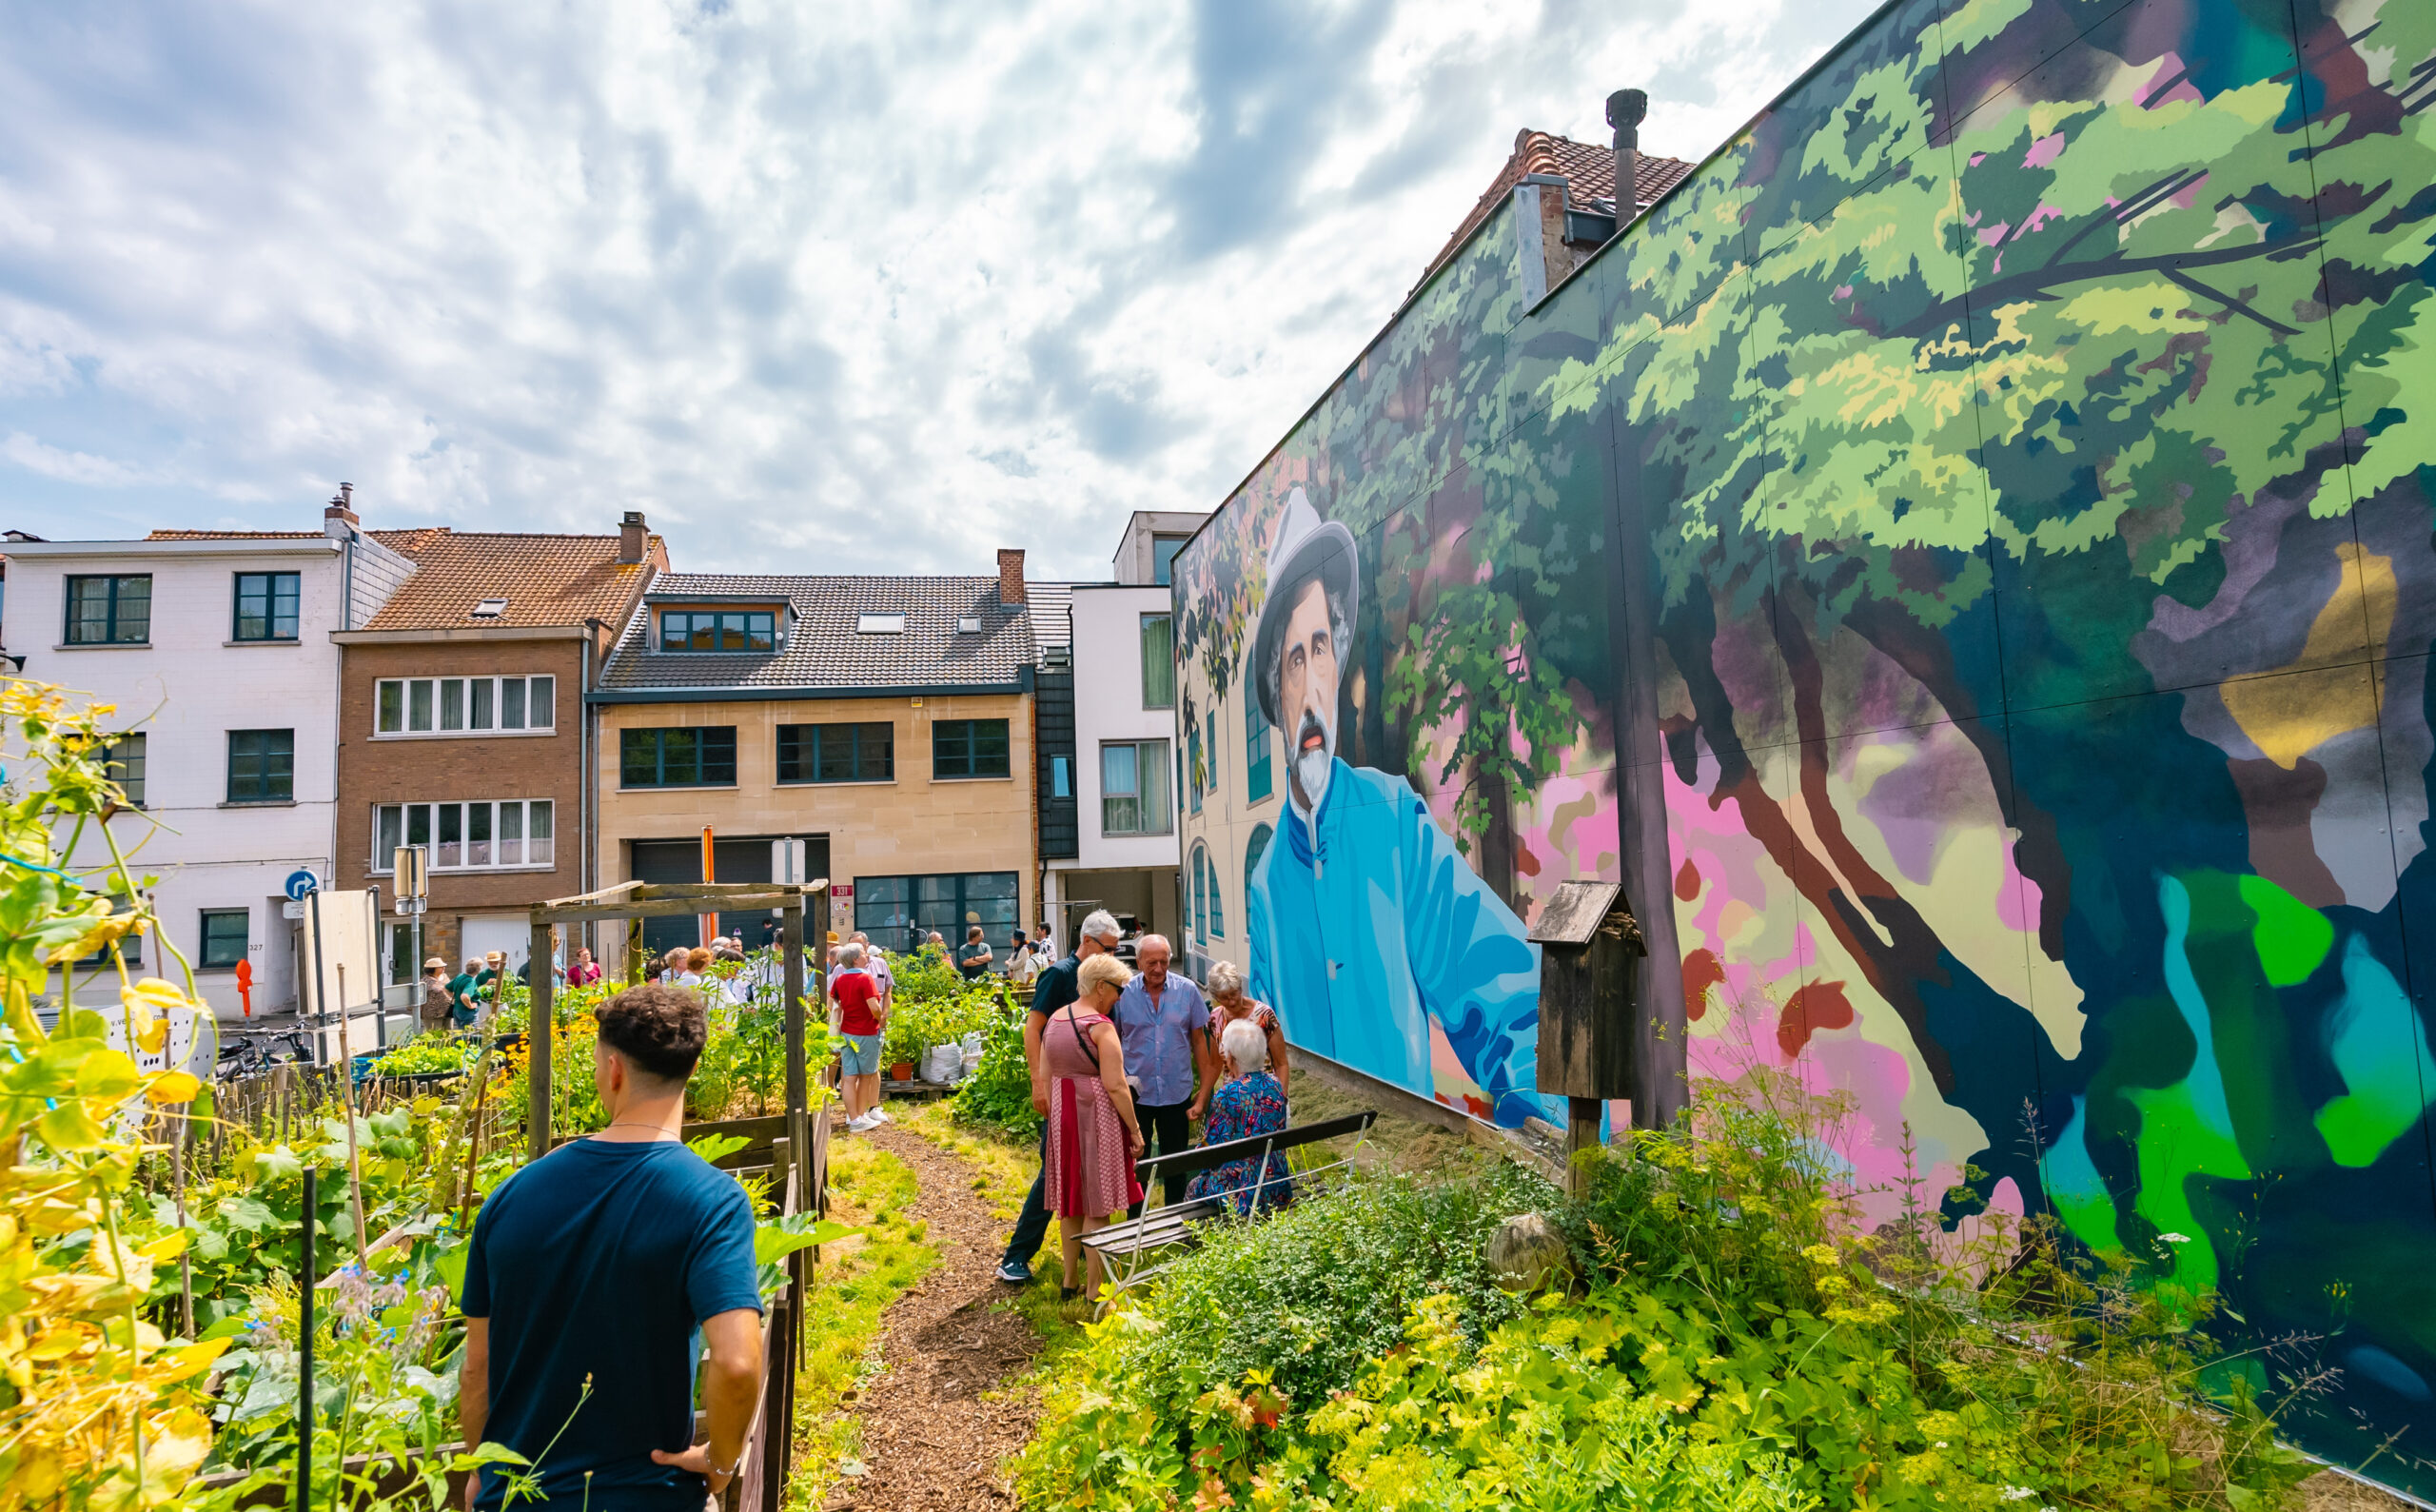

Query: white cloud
[0,0,1880,575]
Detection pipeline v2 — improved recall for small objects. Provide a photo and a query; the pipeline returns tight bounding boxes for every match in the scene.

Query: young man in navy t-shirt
[460,983,763,1509]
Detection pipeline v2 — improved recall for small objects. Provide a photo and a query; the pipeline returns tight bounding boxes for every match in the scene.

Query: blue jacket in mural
[1247,756,1543,1126]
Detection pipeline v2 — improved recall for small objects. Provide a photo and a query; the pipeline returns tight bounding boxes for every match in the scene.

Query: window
[1246,694,1272,803]
[1247,823,1274,892]
[1101,739,1172,836]
[1208,842,1225,939]
[956,616,982,634]
[659,609,776,652]
[65,575,150,644]
[1190,844,1208,943]
[232,571,301,641]
[200,910,249,970]
[102,734,146,807]
[371,800,554,871]
[855,613,905,634]
[1051,756,1071,799]
[472,598,508,619]
[853,872,1019,954]
[621,726,737,787]
[1140,613,1174,709]
[1188,718,1203,815]
[375,676,557,736]
[777,721,894,783]
[933,718,1011,779]
[1205,711,1220,807]
[1151,534,1189,587]
[226,730,294,804]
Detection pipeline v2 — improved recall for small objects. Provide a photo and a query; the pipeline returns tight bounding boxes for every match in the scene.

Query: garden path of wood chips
[818,1124,1044,1511]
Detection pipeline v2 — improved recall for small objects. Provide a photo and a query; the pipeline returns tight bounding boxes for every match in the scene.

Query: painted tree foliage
[1176,0,2436,1485]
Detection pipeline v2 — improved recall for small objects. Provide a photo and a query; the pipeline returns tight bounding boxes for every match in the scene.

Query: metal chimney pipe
[1607,88,1648,222]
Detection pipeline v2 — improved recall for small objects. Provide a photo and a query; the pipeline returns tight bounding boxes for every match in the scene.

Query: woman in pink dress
[1044,952,1145,1300]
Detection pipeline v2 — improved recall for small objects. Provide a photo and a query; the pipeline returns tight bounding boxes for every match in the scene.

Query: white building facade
[1038,511,1205,960]
[1,501,413,1020]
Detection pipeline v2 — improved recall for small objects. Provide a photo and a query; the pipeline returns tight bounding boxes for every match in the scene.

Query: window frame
[369,799,556,873]
[1099,738,1173,837]
[619,726,739,788]
[1139,613,1175,710]
[658,608,777,653]
[373,675,559,737]
[1150,534,1189,587]
[102,733,147,808]
[226,729,295,805]
[776,721,895,784]
[932,717,1012,780]
[1245,691,1273,804]
[200,909,250,971]
[64,574,152,645]
[851,872,1019,954]
[230,570,302,642]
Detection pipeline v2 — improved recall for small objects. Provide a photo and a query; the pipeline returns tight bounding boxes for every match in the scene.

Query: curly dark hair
[595,983,707,1083]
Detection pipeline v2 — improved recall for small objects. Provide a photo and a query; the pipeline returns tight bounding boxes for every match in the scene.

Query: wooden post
[527,915,555,1163]
[335,964,369,1262]
[1566,1096,1602,1198]
[781,897,807,1215]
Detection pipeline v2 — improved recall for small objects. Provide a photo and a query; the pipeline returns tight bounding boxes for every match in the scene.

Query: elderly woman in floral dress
[1204,959,1288,1095]
[1043,952,1145,1300]
[1185,1019,1294,1216]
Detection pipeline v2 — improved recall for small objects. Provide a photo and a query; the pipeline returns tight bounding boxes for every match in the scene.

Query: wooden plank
[527,917,555,1164]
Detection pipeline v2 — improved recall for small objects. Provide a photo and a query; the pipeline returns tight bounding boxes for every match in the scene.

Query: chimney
[324,481,359,539]
[997,548,1027,606]
[619,510,648,564]
[1607,88,1648,221]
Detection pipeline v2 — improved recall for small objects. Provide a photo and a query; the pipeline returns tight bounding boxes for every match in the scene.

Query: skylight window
[956,615,982,634]
[856,613,905,634]
[472,599,508,619]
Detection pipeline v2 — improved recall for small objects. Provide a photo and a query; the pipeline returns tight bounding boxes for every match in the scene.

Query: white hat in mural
[1249,486,1361,730]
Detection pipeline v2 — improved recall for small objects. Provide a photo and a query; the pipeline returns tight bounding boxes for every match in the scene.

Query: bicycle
[213,1028,316,1081]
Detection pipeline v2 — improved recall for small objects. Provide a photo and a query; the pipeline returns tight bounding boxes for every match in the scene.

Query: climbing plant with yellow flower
[0,680,219,1510]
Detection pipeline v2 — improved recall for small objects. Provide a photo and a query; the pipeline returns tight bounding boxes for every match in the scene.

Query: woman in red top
[829,942,889,1131]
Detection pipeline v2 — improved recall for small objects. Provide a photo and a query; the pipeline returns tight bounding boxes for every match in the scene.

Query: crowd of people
[448,913,1302,1509]
[990,910,1296,1300]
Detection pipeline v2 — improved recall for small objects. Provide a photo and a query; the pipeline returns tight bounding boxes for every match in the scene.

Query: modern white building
[1,493,414,1021]
[1036,511,1204,959]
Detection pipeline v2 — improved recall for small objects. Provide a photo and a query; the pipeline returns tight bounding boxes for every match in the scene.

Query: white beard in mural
[1290,703,1335,816]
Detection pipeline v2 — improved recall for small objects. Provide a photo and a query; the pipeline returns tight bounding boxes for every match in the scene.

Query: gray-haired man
[995,909,1124,1285]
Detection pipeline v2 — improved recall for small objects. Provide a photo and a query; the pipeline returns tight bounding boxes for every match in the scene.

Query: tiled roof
[599,573,1037,694]
[362,528,663,631]
[1417,128,1697,291]
[1027,581,1078,664]
[147,529,325,540]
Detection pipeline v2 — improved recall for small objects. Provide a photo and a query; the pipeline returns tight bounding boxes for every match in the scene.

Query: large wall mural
[1172,0,2436,1485]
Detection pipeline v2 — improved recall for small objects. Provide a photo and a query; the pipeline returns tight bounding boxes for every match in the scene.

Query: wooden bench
[1081,1109,1376,1295]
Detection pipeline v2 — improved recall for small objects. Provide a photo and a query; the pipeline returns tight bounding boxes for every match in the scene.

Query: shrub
[949,996,1039,1137]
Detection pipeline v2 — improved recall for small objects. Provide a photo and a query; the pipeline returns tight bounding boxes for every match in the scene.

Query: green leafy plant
[949,993,1039,1136]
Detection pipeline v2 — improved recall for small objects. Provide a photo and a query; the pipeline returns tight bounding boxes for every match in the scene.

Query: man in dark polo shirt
[459,984,764,1509]
[995,909,1123,1284]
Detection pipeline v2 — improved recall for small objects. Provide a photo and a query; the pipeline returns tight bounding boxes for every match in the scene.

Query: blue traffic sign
[284,869,321,901]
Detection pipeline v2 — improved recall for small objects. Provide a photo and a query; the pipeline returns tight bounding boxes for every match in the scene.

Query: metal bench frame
[1082,1109,1377,1296]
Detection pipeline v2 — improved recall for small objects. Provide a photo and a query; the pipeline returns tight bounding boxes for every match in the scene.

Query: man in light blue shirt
[1110,934,1212,1213]
[1244,488,1544,1128]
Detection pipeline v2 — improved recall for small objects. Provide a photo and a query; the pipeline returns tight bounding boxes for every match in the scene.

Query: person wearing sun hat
[1241,486,1542,1126]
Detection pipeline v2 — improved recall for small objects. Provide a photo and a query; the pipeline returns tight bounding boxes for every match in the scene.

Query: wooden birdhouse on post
[1530,879,1661,1191]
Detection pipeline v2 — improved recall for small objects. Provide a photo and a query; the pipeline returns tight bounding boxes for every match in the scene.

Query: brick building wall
[597,691,1036,943]
[334,632,593,975]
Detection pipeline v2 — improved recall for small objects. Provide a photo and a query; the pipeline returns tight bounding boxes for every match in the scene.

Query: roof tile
[363,529,663,630]
[1417,128,1696,291]
[601,573,1036,693]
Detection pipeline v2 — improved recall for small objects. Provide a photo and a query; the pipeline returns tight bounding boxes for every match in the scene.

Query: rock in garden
[1486,1212,1571,1293]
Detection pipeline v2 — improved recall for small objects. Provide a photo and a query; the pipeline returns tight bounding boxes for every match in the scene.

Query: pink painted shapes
[2024,131,2066,169]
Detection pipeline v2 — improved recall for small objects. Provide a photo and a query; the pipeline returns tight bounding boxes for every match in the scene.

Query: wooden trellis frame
[525,878,831,1512]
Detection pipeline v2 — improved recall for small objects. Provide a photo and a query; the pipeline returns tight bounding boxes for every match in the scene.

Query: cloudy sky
[0,0,1878,578]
